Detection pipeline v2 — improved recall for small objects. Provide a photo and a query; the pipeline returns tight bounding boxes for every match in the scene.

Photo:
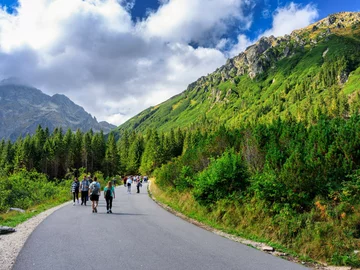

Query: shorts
[90,194,99,201]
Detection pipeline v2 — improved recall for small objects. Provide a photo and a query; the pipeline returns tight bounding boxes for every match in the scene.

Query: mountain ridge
[0,82,116,140]
[116,11,360,134]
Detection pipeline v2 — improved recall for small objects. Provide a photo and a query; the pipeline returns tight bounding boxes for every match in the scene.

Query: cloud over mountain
[0,0,319,125]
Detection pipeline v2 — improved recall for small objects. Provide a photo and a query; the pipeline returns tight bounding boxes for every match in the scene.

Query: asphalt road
[13,183,307,270]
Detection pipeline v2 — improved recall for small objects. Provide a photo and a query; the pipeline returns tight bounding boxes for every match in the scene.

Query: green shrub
[0,170,71,213]
[193,149,249,204]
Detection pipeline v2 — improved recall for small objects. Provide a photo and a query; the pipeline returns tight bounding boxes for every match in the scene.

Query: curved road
[14,183,307,270]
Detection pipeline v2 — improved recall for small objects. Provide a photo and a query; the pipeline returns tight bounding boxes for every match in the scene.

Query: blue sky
[0,0,358,125]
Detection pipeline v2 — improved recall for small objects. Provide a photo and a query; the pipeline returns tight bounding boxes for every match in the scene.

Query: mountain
[0,80,116,141]
[117,12,360,133]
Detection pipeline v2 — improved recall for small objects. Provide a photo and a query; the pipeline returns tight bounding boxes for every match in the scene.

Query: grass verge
[0,198,69,227]
[149,179,360,268]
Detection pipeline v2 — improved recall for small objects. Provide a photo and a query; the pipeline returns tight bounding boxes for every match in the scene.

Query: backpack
[105,188,112,198]
[91,182,100,195]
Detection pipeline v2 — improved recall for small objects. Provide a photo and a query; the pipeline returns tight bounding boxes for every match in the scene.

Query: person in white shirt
[126,177,132,194]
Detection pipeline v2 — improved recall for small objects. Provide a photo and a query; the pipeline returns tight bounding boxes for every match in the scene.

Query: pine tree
[118,130,129,174]
[140,130,163,174]
[82,130,93,172]
[51,127,65,178]
[0,140,13,172]
[42,139,53,176]
[92,131,106,172]
[73,129,83,170]
[63,128,74,173]
[22,134,35,170]
[13,137,25,171]
[127,135,144,174]
[105,132,119,177]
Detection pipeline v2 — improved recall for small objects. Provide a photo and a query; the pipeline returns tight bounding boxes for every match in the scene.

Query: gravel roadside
[0,201,71,270]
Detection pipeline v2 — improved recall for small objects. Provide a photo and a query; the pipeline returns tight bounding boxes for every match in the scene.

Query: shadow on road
[96,212,145,216]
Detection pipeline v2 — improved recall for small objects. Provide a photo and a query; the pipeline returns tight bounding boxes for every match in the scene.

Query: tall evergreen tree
[63,128,74,174]
[118,130,129,174]
[105,132,119,177]
[82,130,93,172]
[73,129,83,170]
[127,135,144,174]
[92,131,106,172]
[140,130,163,174]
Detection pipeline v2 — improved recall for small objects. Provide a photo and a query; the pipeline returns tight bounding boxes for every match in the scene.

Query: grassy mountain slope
[117,12,360,133]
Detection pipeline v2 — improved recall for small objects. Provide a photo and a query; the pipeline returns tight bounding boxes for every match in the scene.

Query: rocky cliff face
[0,81,116,140]
[188,12,360,89]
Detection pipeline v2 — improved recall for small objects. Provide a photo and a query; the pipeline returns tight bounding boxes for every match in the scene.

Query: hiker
[71,177,80,206]
[80,175,90,206]
[104,181,115,214]
[87,175,93,184]
[89,176,101,213]
[123,176,127,187]
[136,179,142,193]
[126,176,132,194]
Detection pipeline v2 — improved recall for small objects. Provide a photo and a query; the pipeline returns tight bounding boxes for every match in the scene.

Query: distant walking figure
[123,176,127,187]
[80,175,90,206]
[71,177,80,206]
[126,177,132,194]
[136,179,142,193]
[87,175,93,184]
[89,177,101,213]
[104,181,115,214]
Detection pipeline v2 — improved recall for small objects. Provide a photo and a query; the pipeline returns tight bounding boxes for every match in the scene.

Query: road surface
[13,183,307,270]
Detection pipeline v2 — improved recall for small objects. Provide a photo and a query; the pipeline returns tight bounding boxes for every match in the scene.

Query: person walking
[126,176,132,194]
[104,181,115,214]
[87,175,93,184]
[80,175,90,206]
[136,179,142,193]
[89,176,101,213]
[71,177,80,206]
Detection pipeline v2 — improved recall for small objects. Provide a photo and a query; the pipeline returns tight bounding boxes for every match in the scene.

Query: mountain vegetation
[0,79,115,141]
[1,12,360,266]
[116,12,360,133]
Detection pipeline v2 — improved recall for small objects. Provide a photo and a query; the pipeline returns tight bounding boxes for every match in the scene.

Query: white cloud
[228,2,319,56]
[262,2,319,37]
[140,0,254,45]
[0,0,319,127]
[0,0,247,125]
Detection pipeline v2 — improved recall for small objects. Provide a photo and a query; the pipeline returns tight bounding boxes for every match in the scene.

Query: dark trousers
[81,191,87,205]
[73,191,79,202]
[105,197,113,210]
[137,185,140,193]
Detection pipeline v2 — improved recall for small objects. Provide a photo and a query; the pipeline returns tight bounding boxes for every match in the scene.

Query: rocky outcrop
[0,81,116,140]
[0,226,16,235]
[187,12,360,92]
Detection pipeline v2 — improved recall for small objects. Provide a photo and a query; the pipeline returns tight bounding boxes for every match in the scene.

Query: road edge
[0,201,71,270]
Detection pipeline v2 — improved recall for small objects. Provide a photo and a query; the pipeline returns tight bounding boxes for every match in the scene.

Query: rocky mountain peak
[0,82,116,140]
[190,12,360,87]
[291,12,360,39]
